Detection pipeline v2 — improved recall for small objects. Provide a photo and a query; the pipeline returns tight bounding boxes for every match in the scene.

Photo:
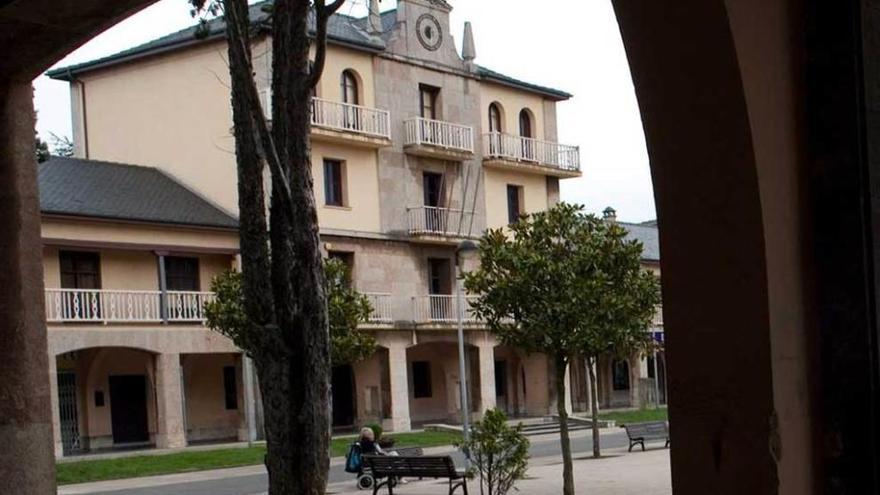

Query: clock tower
[386,0,471,72]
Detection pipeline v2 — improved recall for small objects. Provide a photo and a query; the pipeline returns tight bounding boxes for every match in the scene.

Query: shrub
[459,409,530,495]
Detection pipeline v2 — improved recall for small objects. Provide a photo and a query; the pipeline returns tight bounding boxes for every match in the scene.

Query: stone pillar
[563,362,573,415]
[240,355,257,443]
[0,81,56,494]
[48,354,63,458]
[155,353,187,449]
[386,344,411,432]
[477,343,496,413]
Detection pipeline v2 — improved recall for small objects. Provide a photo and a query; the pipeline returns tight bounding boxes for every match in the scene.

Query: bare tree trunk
[555,355,575,495]
[220,0,334,493]
[587,356,601,458]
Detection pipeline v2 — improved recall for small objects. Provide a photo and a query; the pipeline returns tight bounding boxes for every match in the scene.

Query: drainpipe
[156,252,168,323]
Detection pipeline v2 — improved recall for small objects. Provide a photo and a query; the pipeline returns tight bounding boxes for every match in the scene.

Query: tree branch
[224,0,295,211]
[308,0,346,88]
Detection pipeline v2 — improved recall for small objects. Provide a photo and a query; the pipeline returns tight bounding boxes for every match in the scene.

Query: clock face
[416,14,443,51]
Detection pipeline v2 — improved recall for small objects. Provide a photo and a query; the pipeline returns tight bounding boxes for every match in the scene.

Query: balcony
[310,97,392,147]
[45,289,215,323]
[259,91,392,147]
[483,132,581,178]
[364,292,393,325]
[412,295,483,327]
[406,206,478,244]
[404,117,475,161]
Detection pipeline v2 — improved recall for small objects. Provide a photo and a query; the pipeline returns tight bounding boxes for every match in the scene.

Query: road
[84,430,630,495]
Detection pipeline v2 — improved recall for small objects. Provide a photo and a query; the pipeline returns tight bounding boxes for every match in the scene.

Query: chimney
[462,21,476,70]
[368,0,382,35]
[603,207,618,222]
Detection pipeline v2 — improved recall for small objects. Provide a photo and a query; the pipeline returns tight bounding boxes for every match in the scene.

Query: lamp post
[455,239,479,466]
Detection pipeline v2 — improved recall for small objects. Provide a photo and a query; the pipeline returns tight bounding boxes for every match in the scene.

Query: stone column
[155,353,187,449]
[563,362,573,415]
[240,355,257,443]
[0,81,56,494]
[48,353,63,458]
[477,342,496,413]
[386,344,411,432]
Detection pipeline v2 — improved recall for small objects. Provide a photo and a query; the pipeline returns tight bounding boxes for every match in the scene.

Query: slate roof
[46,2,571,99]
[47,1,383,80]
[39,157,238,229]
[620,221,660,262]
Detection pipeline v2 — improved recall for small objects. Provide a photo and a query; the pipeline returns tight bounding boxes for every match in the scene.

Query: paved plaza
[329,448,671,495]
[60,441,671,495]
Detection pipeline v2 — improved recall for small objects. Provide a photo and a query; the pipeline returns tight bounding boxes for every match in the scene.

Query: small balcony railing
[405,117,475,153]
[483,132,580,173]
[413,295,482,325]
[45,289,215,323]
[311,97,391,139]
[652,305,664,327]
[259,91,391,140]
[364,293,393,324]
[406,206,476,238]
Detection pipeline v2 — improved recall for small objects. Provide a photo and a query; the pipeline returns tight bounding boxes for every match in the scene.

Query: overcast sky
[33,0,656,223]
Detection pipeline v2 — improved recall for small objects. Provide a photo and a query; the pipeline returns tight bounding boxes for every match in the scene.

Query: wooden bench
[364,455,468,495]
[623,421,670,452]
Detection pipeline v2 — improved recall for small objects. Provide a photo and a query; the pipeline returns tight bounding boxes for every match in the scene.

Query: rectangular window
[60,251,101,289]
[412,361,432,398]
[507,185,523,224]
[423,172,444,207]
[324,159,345,207]
[223,366,238,410]
[419,85,440,120]
[165,256,199,291]
[427,258,451,295]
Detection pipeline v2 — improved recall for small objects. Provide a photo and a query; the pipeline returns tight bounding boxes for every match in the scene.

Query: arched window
[340,70,359,105]
[489,103,503,133]
[518,109,533,138]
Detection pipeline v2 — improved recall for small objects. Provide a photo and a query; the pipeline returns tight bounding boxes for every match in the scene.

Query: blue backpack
[345,443,363,473]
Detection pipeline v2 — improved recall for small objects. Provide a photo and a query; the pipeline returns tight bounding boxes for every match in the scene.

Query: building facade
[45,0,662,456]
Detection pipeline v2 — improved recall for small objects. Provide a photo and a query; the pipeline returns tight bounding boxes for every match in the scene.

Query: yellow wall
[81,41,242,213]
[183,354,241,441]
[41,217,239,253]
[42,245,232,292]
[312,142,382,233]
[483,169,549,229]
[311,45,377,107]
[480,82,550,140]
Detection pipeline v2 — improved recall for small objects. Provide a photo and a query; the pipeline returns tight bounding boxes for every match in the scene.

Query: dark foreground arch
[613,0,880,493]
[1,2,158,493]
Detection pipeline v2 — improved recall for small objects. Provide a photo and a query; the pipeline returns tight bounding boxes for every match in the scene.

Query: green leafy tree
[49,133,75,158]
[458,409,530,495]
[35,131,49,163]
[324,258,377,365]
[465,203,660,495]
[205,259,377,367]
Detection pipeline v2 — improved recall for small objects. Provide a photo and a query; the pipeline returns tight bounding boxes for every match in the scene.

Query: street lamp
[455,239,479,465]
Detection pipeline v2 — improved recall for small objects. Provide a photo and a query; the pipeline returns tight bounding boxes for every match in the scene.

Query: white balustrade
[407,206,476,237]
[405,117,475,153]
[413,295,482,324]
[45,288,215,323]
[258,90,391,140]
[364,293,393,324]
[45,289,163,323]
[164,291,215,322]
[483,132,580,172]
[652,305,664,326]
[311,97,391,139]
